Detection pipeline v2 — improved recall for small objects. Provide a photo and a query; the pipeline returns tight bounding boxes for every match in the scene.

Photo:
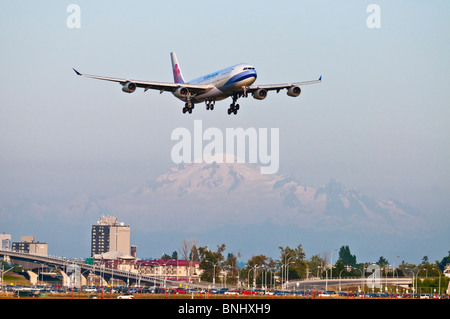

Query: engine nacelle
[122,81,137,93]
[252,89,267,100]
[287,86,301,97]
[174,87,189,99]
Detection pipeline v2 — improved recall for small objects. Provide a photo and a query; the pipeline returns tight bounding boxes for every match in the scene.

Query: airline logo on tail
[173,64,183,84]
[171,52,185,84]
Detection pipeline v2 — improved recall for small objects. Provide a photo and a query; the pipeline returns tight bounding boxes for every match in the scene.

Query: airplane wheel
[233,109,237,115]
[236,104,240,110]
[210,105,214,110]
[227,108,232,115]
[182,107,187,114]
[188,108,192,114]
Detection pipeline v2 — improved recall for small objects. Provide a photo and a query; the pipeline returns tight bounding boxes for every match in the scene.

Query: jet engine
[122,81,137,93]
[287,86,301,97]
[174,87,189,99]
[252,89,267,100]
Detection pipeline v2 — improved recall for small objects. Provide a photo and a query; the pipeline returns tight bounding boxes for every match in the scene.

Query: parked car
[175,288,187,294]
[117,294,134,299]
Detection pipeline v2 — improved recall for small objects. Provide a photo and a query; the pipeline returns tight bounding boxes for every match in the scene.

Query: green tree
[245,254,270,287]
[306,254,326,278]
[439,251,450,272]
[190,244,199,261]
[333,260,354,278]
[223,252,241,285]
[376,256,389,267]
[278,244,307,279]
[338,245,357,268]
[198,244,226,283]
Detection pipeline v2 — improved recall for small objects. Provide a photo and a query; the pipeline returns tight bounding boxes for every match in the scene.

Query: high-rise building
[11,236,48,256]
[0,233,11,250]
[91,216,130,257]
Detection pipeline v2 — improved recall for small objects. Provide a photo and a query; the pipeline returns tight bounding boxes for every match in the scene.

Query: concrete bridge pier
[26,270,38,285]
[25,269,88,287]
[59,270,88,287]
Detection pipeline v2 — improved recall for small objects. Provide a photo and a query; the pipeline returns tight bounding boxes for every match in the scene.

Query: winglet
[72,68,82,76]
[318,75,322,81]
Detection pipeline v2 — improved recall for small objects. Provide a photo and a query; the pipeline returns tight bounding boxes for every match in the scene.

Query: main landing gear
[227,94,240,115]
[205,99,215,110]
[182,102,194,114]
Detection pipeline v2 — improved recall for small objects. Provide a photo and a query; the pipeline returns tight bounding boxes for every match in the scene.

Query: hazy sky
[1,1,449,261]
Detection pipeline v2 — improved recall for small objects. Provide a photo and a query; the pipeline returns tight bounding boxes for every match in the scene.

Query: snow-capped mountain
[1,160,431,259]
[95,161,425,235]
[1,160,425,239]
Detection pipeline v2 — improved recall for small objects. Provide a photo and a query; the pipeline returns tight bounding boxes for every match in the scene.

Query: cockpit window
[244,67,255,70]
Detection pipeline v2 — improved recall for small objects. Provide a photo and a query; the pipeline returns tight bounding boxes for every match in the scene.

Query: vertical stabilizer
[170,52,185,84]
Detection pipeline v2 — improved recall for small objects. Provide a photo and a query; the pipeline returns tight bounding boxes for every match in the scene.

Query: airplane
[73,52,322,115]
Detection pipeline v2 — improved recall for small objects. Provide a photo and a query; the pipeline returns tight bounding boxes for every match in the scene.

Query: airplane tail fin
[170,52,185,84]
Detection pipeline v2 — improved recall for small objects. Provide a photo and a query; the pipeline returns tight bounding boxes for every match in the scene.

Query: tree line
[161,240,450,291]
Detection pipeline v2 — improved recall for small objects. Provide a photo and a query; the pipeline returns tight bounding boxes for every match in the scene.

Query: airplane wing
[72,68,214,94]
[247,75,322,93]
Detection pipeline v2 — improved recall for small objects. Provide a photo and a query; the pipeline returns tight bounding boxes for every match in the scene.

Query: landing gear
[205,99,215,110]
[227,104,239,115]
[242,86,249,98]
[182,107,192,114]
[182,102,194,114]
[227,94,240,115]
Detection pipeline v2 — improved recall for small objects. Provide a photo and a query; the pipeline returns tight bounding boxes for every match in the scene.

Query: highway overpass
[287,277,413,292]
[0,249,169,287]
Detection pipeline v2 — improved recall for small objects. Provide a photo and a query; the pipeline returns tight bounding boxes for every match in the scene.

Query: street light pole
[285,257,294,290]
[205,260,220,288]
[339,267,351,292]
[330,249,337,280]
[405,268,415,297]
[1,265,15,291]
[415,268,426,297]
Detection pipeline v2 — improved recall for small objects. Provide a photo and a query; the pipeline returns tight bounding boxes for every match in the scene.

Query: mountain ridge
[1,161,426,237]
[93,161,426,235]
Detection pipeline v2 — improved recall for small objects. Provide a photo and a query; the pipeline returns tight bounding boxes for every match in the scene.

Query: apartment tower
[91,216,130,257]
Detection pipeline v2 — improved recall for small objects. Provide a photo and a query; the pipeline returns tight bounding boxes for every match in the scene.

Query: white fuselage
[174,64,257,104]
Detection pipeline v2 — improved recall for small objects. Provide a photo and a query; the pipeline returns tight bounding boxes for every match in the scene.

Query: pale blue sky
[0,1,449,261]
